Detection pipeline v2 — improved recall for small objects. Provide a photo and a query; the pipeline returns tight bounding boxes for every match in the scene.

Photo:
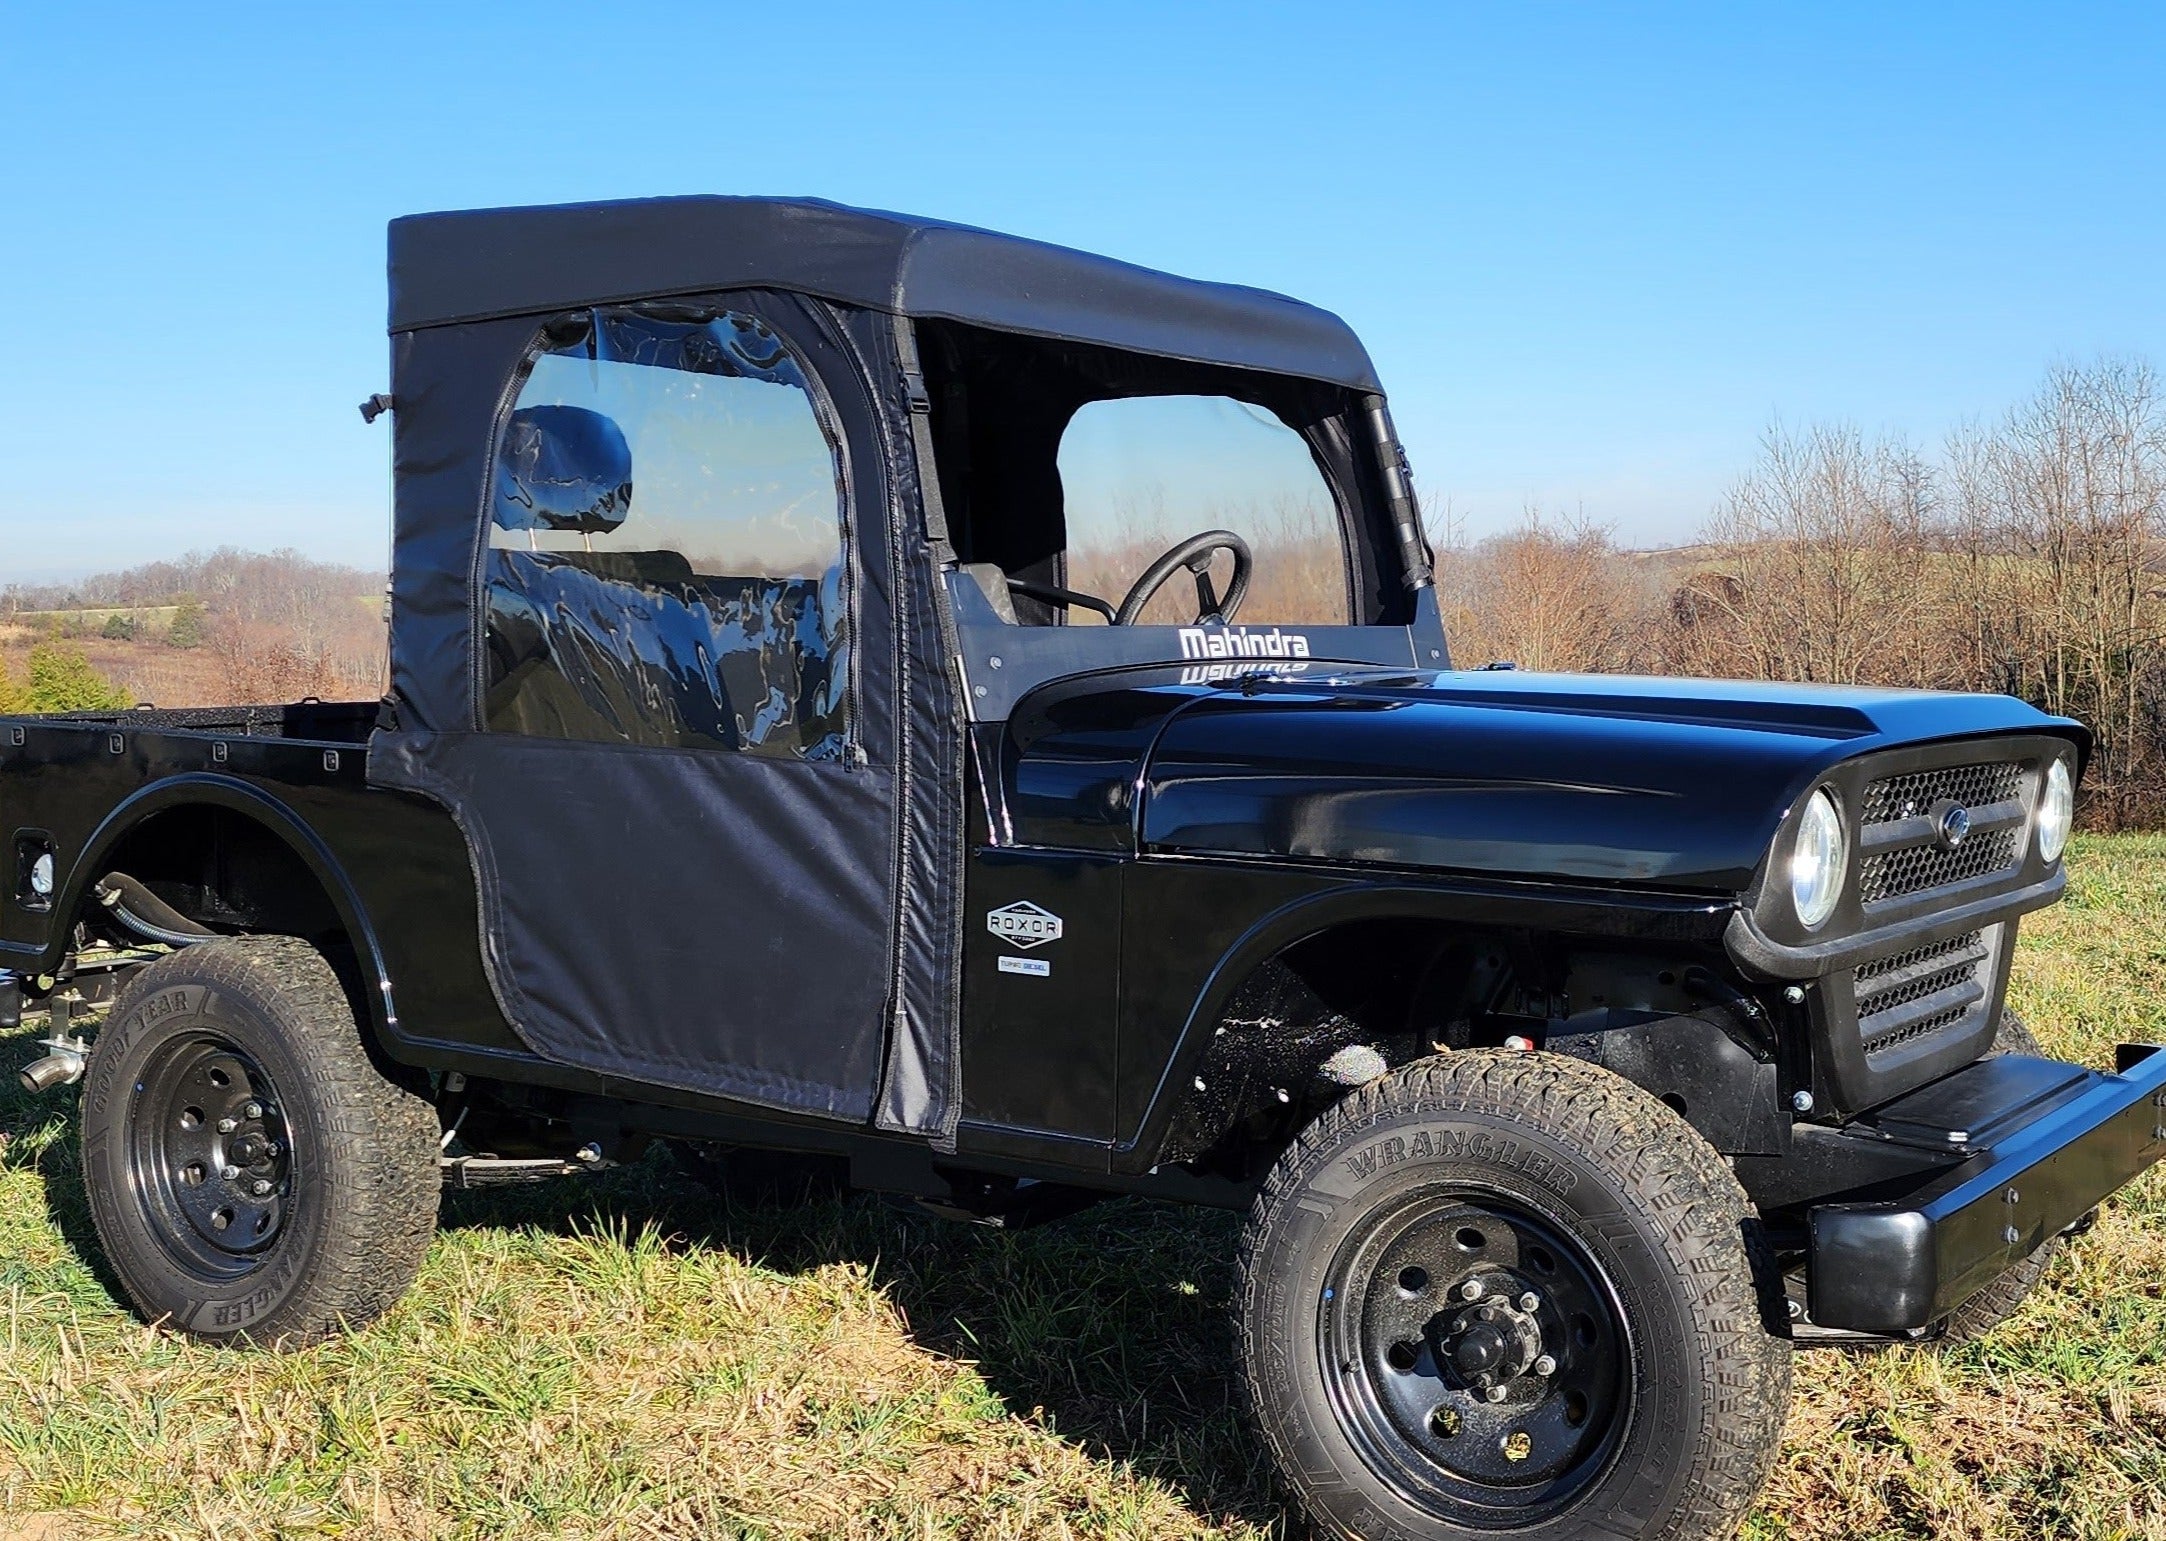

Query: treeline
[4,548,370,616]
[1438,357,2166,827]
[0,548,387,706]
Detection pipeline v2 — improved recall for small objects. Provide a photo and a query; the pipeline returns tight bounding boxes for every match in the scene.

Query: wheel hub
[1432,1288,1546,1395]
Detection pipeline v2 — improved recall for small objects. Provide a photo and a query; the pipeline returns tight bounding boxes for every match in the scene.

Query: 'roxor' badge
[987,901,1063,950]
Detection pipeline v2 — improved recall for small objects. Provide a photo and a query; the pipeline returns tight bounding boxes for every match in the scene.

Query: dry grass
[1,837,2164,1538]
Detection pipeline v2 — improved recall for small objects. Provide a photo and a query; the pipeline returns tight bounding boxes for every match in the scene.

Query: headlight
[1788,788,1849,930]
[2036,757,2074,864]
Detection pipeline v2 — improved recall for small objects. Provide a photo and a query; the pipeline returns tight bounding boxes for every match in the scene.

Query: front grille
[1860,826,2020,902]
[1856,760,2026,905]
[1853,928,1995,1059]
[1859,761,2024,824]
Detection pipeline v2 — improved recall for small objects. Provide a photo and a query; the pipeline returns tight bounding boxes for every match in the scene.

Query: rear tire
[79,937,441,1348]
[1236,1051,1789,1540]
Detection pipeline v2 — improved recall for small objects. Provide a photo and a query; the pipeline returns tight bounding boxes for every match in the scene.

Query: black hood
[1001,667,2087,892]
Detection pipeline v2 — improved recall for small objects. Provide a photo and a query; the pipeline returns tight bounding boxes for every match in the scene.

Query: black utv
[4,197,2161,1541]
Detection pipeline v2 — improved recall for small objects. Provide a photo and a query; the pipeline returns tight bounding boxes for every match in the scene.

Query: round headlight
[2036,757,2074,864]
[1789,788,1849,930]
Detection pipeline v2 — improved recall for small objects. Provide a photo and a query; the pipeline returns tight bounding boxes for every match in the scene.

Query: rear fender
[49,774,400,1048]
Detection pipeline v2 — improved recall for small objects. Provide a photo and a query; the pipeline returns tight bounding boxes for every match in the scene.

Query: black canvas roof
[388,196,1382,392]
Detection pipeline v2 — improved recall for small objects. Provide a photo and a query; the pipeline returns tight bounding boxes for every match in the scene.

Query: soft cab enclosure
[369,195,1427,1144]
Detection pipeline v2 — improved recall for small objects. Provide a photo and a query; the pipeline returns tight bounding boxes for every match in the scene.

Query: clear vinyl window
[481,307,850,760]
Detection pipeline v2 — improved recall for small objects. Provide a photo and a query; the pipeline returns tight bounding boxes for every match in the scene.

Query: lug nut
[250,1179,272,1196]
[262,1142,280,1158]
[243,1102,262,1119]
[1533,1354,1557,1377]
[216,1118,238,1134]
[1518,1292,1540,1313]
[1458,1279,1484,1302]
[1485,1385,1507,1403]
[219,1165,239,1180]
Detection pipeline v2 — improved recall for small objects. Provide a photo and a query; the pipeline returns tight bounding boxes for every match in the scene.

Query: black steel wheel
[1237,1051,1790,1541]
[126,1034,298,1280]
[1320,1188,1630,1527]
[80,936,441,1348]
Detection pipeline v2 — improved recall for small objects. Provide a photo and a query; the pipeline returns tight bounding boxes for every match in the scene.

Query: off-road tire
[79,936,441,1348]
[1933,1009,2058,1343]
[1236,1050,1790,1541]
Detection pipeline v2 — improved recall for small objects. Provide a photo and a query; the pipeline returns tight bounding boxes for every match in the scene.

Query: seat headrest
[495,405,634,535]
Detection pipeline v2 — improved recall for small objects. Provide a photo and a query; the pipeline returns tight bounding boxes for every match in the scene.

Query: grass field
[2,837,2165,1539]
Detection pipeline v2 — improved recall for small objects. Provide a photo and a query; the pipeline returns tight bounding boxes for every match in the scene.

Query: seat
[961,561,1018,624]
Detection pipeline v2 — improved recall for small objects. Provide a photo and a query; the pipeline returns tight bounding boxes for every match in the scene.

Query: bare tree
[1672,422,1950,685]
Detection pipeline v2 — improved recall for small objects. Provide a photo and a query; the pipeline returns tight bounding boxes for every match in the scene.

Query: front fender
[1112,861,1735,1175]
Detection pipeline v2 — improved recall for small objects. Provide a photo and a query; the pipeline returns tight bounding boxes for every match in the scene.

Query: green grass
[2,837,2165,1538]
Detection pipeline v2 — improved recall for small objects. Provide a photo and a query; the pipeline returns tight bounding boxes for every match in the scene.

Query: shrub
[166,597,207,649]
[24,641,131,712]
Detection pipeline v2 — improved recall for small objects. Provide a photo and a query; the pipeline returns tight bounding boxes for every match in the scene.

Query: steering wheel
[1112,530,1254,626]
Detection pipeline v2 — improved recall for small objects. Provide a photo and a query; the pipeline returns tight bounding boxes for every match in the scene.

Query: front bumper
[1808,1044,2166,1333]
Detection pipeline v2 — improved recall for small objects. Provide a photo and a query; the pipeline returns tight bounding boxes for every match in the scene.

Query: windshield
[1057,394,1351,626]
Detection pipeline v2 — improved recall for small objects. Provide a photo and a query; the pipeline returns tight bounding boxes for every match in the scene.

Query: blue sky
[2,2,2161,579]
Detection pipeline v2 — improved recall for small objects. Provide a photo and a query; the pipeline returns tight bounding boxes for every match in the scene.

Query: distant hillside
[0,548,386,708]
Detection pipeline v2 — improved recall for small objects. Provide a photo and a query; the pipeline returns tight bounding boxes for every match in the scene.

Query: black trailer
[4,197,2159,1541]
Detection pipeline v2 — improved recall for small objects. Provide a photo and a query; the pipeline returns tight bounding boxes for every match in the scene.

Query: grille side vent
[1852,928,1997,1060]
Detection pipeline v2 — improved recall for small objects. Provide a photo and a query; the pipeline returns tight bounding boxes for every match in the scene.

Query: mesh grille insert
[1859,827,2020,903]
[1859,761,2024,824]
[1855,930,1986,986]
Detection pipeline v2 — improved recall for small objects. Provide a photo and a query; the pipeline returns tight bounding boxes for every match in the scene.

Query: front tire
[1236,1051,1789,1540]
[79,936,441,1348]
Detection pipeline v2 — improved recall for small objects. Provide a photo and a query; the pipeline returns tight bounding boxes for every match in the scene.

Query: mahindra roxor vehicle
[4,197,2162,1541]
